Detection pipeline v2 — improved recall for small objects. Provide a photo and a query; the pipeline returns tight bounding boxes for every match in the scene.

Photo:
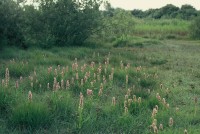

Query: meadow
[0,38,199,133]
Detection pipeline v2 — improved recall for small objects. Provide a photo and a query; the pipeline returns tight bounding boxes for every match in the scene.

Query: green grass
[0,39,199,133]
[134,19,190,39]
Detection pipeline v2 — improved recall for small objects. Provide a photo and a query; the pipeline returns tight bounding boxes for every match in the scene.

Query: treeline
[131,4,200,20]
[1,1,200,49]
[0,0,102,49]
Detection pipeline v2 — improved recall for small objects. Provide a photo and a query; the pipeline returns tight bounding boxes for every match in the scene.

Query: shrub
[190,16,200,39]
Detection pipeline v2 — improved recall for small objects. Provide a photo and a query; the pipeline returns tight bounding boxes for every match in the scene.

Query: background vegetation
[0,0,200,133]
[0,0,200,49]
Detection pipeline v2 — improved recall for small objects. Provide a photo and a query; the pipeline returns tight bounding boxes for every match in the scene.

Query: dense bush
[0,0,103,48]
[0,0,25,48]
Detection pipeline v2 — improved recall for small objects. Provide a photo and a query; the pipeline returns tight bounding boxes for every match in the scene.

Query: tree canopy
[131,4,199,20]
[0,0,103,48]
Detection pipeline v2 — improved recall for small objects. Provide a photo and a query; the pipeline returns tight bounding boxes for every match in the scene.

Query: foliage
[0,0,103,48]
[131,4,199,20]
[190,16,200,39]
[0,0,25,48]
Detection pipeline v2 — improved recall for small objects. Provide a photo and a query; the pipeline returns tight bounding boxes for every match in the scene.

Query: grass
[134,19,190,39]
[0,38,199,133]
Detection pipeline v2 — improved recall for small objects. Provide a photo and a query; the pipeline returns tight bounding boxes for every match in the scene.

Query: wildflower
[125,94,129,100]
[124,106,128,114]
[5,68,9,87]
[57,65,60,71]
[34,70,37,77]
[90,61,95,70]
[176,107,179,112]
[61,79,64,89]
[39,84,42,88]
[90,81,94,87]
[156,93,160,100]
[148,89,151,94]
[112,97,116,106]
[66,80,70,89]
[104,68,107,74]
[94,73,96,79]
[76,72,79,80]
[31,82,33,88]
[97,74,100,81]
[166,103,170,108]
[106,57,109,65]
[109,74,113,81]
[87,89,93,96]
[79,92,84,109]
[153,125,158,133]
[53,77,57,90]
[81,79,84,86]
[2,79,4,86]
[75,58,77,64]
[47,83,50,89]
[62,67,65,74]
[120,61,123,69]
[128,99,132,106]
[138,97,141,104]
[111,68,114,74]
[169,117,173,127]
[133,95,137,102]
[15,81,18,89]
[126,75,128,85]
[184,129,188,134]
[56,82,60,90]
[152,108,157,118]
[61,71,64,78]
[162,98,166,105]
[20,76,23,82]
[28,91,32,101]
[155,105,158,111]
[153,119,157,126]
[103,75,106,84]
[48,67,52,74]
[159,124,163,130]
[84,75,88,82]
[98,88,103,96]
[54,69,57,76]
[127,88,131,96]
[124,100,127,108]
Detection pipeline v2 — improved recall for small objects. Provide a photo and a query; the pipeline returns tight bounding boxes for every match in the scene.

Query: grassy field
[134,19,190,39]
[0,39,199,133]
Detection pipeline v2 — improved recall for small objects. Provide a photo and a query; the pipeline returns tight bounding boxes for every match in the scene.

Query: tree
[131,9,144,18]
[36,0,103,47]
[0,0,25,48]
[180,4,198,20]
